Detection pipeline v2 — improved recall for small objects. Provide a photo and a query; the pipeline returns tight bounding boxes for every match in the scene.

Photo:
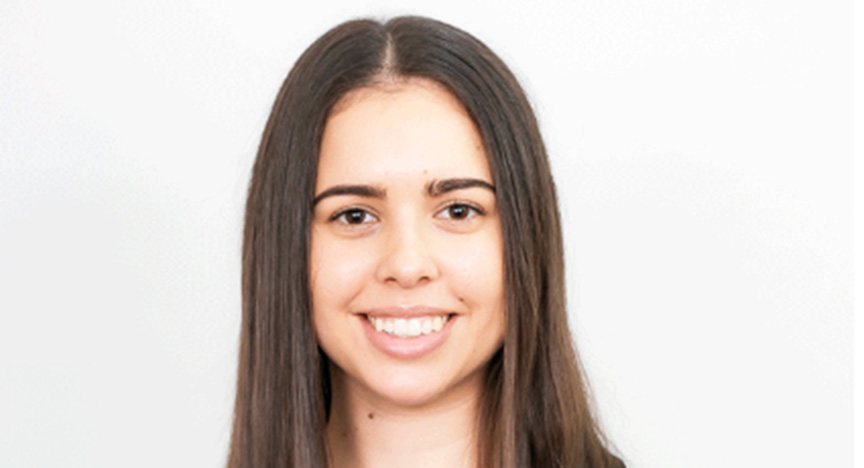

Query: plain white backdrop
[0,1,854,467]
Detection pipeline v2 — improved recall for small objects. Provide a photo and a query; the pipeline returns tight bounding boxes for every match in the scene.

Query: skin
[309,78,506,468]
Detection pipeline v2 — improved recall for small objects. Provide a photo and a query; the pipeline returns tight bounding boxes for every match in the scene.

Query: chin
[375,389,443,408]
[362,364,485,410]
[360,367,446,407]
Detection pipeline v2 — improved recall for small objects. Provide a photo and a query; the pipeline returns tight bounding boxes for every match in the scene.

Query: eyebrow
[312,184,386,206]
[312,177,495,206]
[426,178,496,197]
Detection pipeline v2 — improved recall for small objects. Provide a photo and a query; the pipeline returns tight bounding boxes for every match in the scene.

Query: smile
[365,314,451,338]
[360,312,457,359]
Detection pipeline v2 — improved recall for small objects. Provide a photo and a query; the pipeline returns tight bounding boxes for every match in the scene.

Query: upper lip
[361,305,453,318]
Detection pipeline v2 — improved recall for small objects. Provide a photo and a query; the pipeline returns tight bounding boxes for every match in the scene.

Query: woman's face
[310,78,505,408]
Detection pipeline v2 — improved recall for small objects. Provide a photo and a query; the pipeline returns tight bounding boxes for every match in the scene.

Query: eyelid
[435,200,486,219]
[328,206,379,225]
[325,200,485,226]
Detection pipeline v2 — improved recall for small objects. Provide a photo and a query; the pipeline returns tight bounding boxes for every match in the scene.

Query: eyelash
[439,202,484,221]
[329,201,485,227]
[329,207,375,226]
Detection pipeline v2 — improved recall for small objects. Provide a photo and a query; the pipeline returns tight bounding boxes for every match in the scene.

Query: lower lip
[359,315,456,360]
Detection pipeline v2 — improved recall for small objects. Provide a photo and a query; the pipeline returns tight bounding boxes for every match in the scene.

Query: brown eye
[438,202,482,221]
[449,204,469,219]
[332,208,376,225]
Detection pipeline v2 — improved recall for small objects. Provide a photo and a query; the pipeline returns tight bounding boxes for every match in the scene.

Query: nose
[375,218,439,288]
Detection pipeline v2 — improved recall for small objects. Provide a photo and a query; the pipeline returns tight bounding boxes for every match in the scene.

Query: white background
[0,1,855,467]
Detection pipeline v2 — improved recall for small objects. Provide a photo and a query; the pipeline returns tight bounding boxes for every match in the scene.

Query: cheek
[310,235,375,312]
[443,231,505,311]
[310,236,375,360]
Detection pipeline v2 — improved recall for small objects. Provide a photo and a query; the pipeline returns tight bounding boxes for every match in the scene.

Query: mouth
[363,313,455,338]
[359,313,457,359]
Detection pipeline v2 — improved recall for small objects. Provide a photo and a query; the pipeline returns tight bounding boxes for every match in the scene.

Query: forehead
[317,79,491,189]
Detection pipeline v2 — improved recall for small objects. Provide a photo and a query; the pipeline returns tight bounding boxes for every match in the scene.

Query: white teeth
[394,319,407,336]
[407,318,422,336]
[368,314,450,338]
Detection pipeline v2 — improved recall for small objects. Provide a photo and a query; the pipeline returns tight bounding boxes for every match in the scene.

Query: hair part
[229,15,623,468]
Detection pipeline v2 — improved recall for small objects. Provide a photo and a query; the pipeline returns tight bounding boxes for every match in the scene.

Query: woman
[228,15,623,468]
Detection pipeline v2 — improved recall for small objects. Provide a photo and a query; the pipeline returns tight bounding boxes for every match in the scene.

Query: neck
[324,366,482,468]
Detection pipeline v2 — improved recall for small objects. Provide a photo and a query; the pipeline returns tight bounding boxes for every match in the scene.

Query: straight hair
[228,15,623,468]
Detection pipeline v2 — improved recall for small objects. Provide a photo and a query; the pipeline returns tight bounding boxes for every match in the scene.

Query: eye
[437,202,483,221]
[331,207,377,226]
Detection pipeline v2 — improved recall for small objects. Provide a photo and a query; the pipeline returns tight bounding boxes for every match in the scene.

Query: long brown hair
[228,15,623,468]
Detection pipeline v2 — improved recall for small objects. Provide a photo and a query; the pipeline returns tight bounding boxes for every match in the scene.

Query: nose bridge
[377,208,438,287]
